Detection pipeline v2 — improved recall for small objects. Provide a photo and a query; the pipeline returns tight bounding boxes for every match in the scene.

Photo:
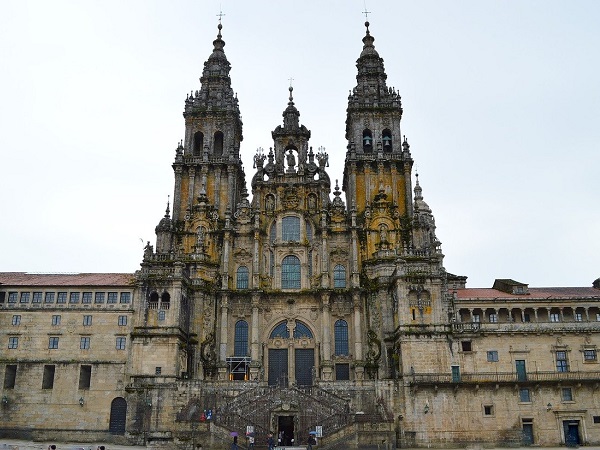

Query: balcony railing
[408,370,600,385]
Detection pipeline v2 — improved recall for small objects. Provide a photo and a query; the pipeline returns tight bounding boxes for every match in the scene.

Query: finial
[288,85,294,104]
[216,9,225,25]
[165,195,170,217]
[362,1,371,20]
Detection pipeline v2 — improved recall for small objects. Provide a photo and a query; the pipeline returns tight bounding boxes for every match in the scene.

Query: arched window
[333,265,347,288]
[160,292,170,310]
[362,129,373,152]
[382,129,392,152]
[236,266,249,289]
[214,131,224,156]
[149,292,159,302]
[293,321,313,339]
[234,320,249,356]
[334,320,349,355]
[270,321,289,338]
[193,131,204,156]
[282,216,300,241]
[281,255,301,289]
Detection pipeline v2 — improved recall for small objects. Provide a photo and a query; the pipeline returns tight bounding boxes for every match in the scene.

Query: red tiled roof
[0,272,134,287]
[455,287,600,300]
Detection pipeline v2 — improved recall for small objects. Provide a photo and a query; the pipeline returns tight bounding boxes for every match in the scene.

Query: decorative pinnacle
[288,85,294,104]
[165,196,170,217]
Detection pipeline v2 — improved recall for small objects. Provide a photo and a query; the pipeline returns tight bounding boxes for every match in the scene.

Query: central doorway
[278,415,295,446]
[563,420,581,447]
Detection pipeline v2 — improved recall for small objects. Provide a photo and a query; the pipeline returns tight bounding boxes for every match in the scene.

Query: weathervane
[288,77,294,88]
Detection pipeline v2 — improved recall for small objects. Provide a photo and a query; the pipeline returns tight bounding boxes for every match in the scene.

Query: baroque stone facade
[1,21,600,449]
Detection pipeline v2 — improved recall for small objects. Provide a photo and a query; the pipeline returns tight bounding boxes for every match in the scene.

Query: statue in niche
[265,195,275,213]
[196,226,206,252]
[286,149,296,172]
[378,224,389,249]
[308,194,317,211]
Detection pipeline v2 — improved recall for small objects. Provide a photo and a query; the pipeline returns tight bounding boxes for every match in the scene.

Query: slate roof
[0,272,134,287]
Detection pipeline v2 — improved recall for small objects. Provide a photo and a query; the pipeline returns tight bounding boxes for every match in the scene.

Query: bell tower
[342,21,413,264]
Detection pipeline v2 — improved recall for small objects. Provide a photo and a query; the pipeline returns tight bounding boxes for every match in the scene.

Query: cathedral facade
[1,21,600,449]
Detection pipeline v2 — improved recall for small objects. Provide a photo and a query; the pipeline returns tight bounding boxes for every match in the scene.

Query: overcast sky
[1,1,598,288]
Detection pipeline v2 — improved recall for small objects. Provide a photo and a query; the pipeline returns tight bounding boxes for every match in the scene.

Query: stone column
[173,166,183,221]
[188,166,196,211]
[219,293,229,361]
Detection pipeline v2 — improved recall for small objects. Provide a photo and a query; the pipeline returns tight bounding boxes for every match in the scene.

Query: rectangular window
[487,350,499,362]
[107,292,118,304]
[282,216,301,241]
[95,292,105,304]
[575,313,583,322]
[57,292,67,304]
[484,405,494,416]
[597,313,600,322]
[69,292,80,304]
[118,315,127,326]
[593,416,600,424]
[556,351,569,372]
[116,337,126,350]
[550,313,560,322]
[79,365,91,389]
[158,310,166,321]
[44,292,55,304]
[12,315,21,326]
[80,337,90,350]
[0,292,5,303]
[461,341,472,352]
[48,337,59,349]
[20,292,30,303]
[155,367,162,375]
[4,364,17,389]
[523,313,531,322]
[561,387,573,401]
[584,349,597,362]
[42,365,55,389]
[472,314,480,323]
[83,315,92,326]
[8,292,18,303]
[519,388,531,402]
[8,337,19,349]
[51,315,61,326]
[488,313,498,323]
[32,292,42,303]
[82,292,92,304]
[335,363,350,381]
[120,292,131,304]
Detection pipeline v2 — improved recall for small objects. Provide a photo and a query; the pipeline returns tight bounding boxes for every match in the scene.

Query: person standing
[267,432,275,450]
[248,434,255,449]
[231,435,238,450]
[307,434,316,450]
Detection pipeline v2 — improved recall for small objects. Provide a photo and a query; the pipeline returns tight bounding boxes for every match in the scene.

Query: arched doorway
[267,320,315,387]
[109,397,127,434]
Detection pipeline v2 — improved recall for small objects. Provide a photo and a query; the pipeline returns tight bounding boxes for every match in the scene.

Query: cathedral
[1,19,600,450]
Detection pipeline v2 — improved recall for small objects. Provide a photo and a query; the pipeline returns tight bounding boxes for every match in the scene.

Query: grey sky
[0,1,598,288]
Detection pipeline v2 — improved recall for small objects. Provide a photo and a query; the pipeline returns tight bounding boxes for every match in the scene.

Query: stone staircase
[214,384,353,443]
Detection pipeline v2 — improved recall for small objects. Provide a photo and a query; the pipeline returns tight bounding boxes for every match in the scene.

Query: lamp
[547,403,552,411]
[2,395,8,405]
[424,403,430,414]
[79,397,85,406]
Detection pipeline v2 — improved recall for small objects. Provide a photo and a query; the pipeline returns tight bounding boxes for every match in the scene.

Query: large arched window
[333,265,346,288]
[282,216,300,241]
[236,266,249,289]
[334,319,349,355]
[282,255,301,289]
[234,320,249,356]
[214,131,224,156]
[193,131,204,156]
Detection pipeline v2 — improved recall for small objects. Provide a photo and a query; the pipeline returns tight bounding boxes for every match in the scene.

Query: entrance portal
[277,415,295,446]
[563,420,581,447]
